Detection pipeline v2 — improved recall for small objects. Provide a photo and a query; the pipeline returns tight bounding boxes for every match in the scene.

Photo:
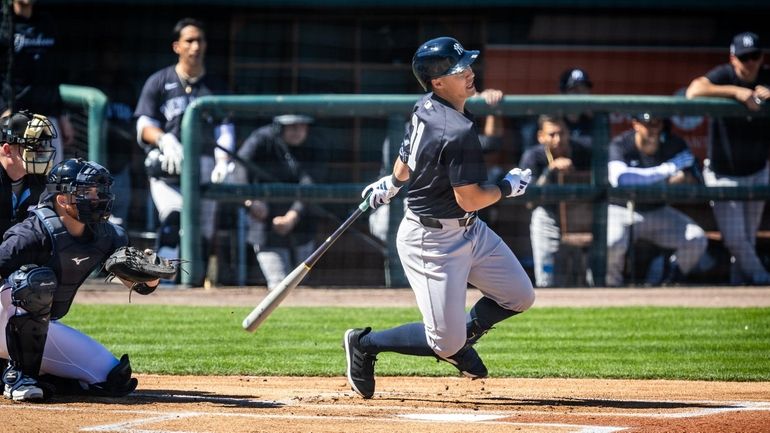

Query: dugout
[19,0,770,287]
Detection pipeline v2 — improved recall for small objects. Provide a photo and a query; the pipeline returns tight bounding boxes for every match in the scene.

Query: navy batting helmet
[45,158,114,225]
[412,37,479,91]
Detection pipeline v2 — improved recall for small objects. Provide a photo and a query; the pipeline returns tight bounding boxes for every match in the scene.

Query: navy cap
[730,32,761,57]
[559,68,593,93]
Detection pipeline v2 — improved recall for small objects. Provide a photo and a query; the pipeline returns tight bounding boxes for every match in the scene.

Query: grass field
[62,304,770,381]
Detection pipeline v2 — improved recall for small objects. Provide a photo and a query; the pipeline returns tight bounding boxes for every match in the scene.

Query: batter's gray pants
[606,204,707,286]
[397,209,535,358]
[703,162,770,284]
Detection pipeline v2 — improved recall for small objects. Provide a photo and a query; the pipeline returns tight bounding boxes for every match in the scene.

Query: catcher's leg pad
[87,354,138,397]
[6,265,57,376]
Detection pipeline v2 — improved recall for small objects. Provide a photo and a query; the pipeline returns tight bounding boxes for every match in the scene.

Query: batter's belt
[408,210,477,229]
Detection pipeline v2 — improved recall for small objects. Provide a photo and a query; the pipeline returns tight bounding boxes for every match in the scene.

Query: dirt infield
[3,376,769,433]
[2,285,768,433]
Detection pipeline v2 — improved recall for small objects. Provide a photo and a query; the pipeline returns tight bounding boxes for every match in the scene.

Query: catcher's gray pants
[397,209,535,358]
[530,206,560,287]
[703,162,770,284]
[606,204,707,286]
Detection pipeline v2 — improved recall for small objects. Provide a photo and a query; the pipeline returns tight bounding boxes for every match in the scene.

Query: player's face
[632,118,663,154]
[433,67,477,101]
[282,123,309,146]
[538,121,569,151]
[174,25,207,67]
[730,51,764,82]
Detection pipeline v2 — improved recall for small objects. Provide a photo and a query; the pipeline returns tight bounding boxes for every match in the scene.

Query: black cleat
[438,346,488,379]
[344,327,376,399]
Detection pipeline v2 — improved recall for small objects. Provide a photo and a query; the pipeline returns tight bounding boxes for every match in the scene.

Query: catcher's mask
[1,111,58,175]
[45,158,114,225]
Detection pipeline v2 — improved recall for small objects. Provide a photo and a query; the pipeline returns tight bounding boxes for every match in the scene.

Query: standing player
[0,158,156,402]
[685,31,770,284]
[343,36,535,399]
[134,18,234,285]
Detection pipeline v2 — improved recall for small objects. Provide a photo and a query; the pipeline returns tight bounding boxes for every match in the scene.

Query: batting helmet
[412,36,479,91]
[1,111,57,175]
[45,158,115,225]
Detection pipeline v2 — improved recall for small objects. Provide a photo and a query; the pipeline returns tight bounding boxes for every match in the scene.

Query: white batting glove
[157,133,184,175]
[362,175,402,210]
[500,168,532,198]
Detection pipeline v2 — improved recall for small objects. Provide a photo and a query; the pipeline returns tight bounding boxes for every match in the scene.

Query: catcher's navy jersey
[0,207,127,318]
[402,93,487,218]
[133,65,226,155]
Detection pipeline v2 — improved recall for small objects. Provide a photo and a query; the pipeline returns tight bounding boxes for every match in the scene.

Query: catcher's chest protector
[33,207,115,319]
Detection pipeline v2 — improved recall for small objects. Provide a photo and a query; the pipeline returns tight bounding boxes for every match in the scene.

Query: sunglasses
[737,51,762,63]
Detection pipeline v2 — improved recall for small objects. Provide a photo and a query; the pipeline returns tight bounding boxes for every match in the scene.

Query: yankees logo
[743,35,755,47]
[453,42,463,55]
[71,256,90,265]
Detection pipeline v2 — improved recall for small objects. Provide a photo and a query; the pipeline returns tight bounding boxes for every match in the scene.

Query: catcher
[0,158,176,402]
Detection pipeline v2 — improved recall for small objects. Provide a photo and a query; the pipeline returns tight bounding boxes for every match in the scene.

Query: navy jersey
[133,65,227,156]
[0,10,64,115]
[519,138,592,183]
[402,93,487,218]
[0,166,45,236]
[0,207,127,318]
[608,129,688,210]
[704,63,770,176]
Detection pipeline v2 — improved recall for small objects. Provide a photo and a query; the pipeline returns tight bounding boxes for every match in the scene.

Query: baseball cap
[730,32,761,57]
[632,113,663,123]
[273,114,313,126]
[559,68,593,93]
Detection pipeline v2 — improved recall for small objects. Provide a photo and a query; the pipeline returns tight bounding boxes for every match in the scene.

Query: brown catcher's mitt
[104,246,177,283]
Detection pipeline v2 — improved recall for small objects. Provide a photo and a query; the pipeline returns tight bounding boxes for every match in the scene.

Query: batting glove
[157,133,184,175]
[498,168,532,198]
[362,175,403,210]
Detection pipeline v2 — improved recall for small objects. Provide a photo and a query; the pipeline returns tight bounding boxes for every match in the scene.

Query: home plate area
[2,376,770,433]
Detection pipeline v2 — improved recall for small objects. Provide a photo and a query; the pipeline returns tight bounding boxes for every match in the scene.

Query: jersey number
[407,114,425,171]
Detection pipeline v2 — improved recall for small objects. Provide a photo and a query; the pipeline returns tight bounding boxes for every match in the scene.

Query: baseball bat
[242,197,371,332]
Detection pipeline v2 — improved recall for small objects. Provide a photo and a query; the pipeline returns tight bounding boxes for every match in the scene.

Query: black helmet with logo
[412,36,479,91]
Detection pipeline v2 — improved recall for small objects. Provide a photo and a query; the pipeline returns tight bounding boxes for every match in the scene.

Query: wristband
[497,179,512,197]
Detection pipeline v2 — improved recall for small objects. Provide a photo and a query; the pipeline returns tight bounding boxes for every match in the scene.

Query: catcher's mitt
[105,246,177,283]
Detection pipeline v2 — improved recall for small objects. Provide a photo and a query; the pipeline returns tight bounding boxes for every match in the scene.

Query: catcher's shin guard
[5,265,57,378]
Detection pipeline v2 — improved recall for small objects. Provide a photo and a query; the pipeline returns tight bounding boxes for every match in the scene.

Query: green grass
[61,305,770,381]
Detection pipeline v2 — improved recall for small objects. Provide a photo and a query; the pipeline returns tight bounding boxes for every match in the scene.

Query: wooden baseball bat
[242,198,371,332]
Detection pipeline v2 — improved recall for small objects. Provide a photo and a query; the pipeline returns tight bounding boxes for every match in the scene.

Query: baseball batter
[344,36,535,399]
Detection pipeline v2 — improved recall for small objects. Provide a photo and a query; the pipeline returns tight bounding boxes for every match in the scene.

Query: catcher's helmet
[45,158,114,225]
[412,36,479,91]
[1,110,57,175]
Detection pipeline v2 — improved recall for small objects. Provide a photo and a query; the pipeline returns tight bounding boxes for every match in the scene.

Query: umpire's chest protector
[33,207,117,319]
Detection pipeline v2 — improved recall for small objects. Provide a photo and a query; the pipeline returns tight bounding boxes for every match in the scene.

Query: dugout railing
[168,95,769,287]
[60,84,108,163]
